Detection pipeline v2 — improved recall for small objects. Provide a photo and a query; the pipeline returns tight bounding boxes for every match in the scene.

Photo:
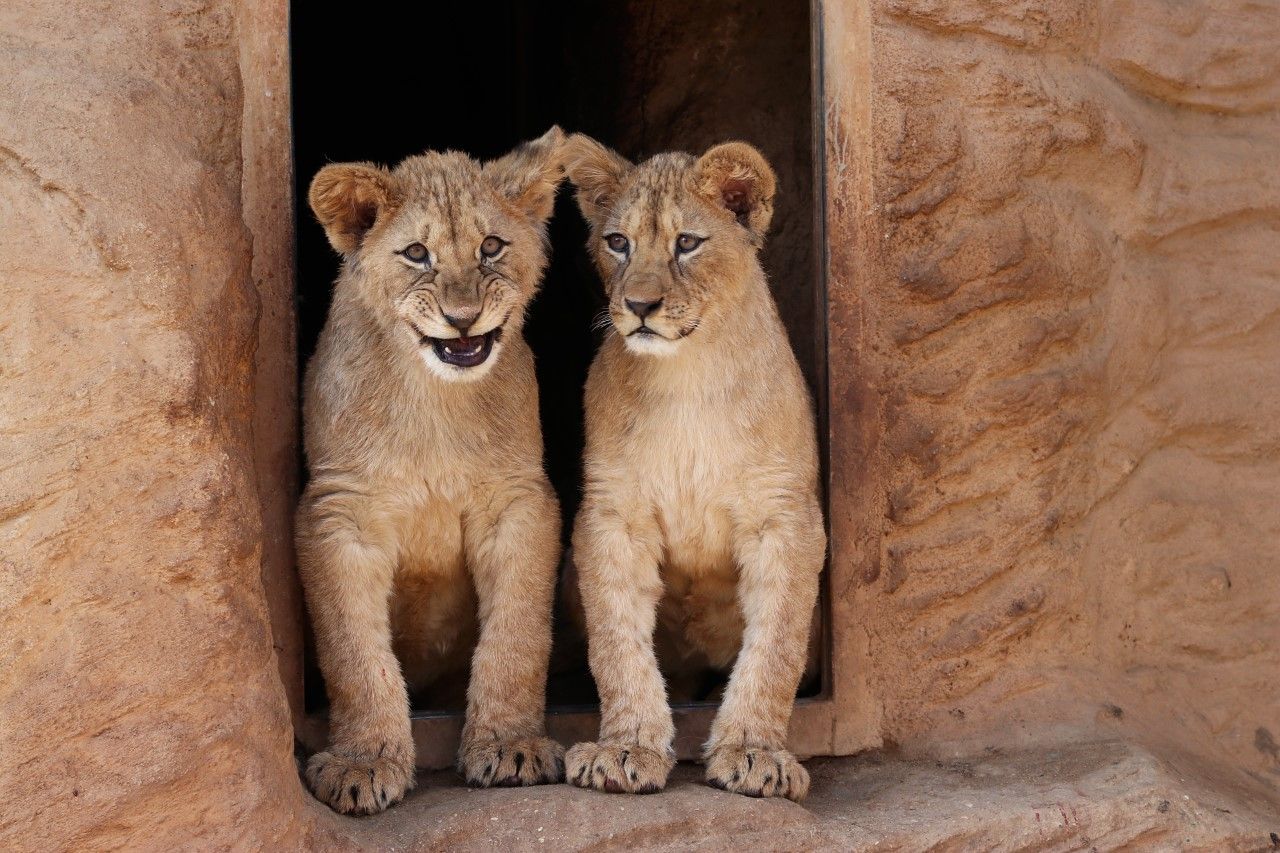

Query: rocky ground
[336,740,1278,851]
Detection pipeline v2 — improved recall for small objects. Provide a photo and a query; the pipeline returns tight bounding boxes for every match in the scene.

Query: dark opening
[292,0,819,714]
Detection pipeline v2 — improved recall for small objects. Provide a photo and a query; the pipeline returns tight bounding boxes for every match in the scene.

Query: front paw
[459,736,565,787]
[705,745,809,801]
[305,748,415,815]
[565,742,673,794]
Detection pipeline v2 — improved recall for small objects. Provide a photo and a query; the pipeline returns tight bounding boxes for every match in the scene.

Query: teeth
[438,336,485,358]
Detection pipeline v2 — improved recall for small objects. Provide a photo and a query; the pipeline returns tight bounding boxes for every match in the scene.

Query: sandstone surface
[0,1,316,848]
[825,0,1280,801]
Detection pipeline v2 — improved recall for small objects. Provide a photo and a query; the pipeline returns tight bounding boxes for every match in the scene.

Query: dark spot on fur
[763,773,773,786]
[514,752,525,774]
[603,777,624,793]
[746,753,754,772]
[708,776,728,790]
[636,782,660,794]
[349,785,360,803]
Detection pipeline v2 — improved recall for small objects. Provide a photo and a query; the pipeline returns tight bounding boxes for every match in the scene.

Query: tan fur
[296,129,567,815]
[562,135,826,801]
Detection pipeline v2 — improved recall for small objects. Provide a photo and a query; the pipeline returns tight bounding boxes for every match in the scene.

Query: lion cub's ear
[694,142,777,245]
[484,126,567,225]
[308,163,400,256]
[564,133,633,226]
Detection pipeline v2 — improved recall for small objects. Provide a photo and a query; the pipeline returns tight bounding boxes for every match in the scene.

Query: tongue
[451,335,481,350]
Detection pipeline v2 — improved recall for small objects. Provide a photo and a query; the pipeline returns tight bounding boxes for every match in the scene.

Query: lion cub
[296,129,566,815]
[563,135,826,801]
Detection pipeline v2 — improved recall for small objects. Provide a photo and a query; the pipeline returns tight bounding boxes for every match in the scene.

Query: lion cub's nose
[625,298,663,319]
[443,311,478,333]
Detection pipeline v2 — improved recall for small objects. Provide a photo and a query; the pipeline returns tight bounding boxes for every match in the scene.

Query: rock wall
[826,0,1280,799]
[0,1,320,848]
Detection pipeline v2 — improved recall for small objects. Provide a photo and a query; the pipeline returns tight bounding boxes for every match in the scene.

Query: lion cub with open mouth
[297,129,566,815]
[563,135,826,801]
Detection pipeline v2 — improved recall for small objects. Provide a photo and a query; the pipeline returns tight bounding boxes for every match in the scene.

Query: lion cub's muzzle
[612,296,700,355]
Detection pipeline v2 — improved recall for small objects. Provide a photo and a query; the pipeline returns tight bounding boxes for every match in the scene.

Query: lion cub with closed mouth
[563,135,826,801]
[297,129,566,816]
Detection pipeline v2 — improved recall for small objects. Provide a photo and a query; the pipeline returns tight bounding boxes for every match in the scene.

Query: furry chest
[655,496,736,580]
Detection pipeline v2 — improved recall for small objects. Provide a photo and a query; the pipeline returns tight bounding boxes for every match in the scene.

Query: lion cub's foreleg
[565,504,676,794]
[703,500,825,802]
[457,479,565,787]
[296,488,416,816]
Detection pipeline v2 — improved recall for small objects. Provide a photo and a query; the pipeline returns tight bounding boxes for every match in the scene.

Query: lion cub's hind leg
[390,531,476,708]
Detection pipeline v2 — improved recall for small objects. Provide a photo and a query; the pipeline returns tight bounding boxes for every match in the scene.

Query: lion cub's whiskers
[590,308,615,332]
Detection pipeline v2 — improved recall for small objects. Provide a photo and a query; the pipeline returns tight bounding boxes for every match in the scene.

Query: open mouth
[424,327,501,368]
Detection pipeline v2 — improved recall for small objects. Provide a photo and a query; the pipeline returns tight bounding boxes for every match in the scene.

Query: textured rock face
[0,1,317,848]
[825,0,1280,803]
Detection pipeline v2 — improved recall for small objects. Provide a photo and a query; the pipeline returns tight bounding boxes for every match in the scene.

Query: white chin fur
[418,339,504,382]
[623,333,680,357]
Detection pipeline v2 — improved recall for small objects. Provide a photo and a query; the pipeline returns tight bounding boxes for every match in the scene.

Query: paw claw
[459,736,564,787]
[565,742,673,795]
[704,746,809,802]
[305,747,415,815]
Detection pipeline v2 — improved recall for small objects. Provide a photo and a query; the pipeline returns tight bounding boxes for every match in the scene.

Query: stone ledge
[309,739,1277,850]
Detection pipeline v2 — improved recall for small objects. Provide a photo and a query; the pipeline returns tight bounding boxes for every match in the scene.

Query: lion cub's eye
[675,234,705,255]
[480,236,506,259]
[605,233,630,255]
[401,242,430,264]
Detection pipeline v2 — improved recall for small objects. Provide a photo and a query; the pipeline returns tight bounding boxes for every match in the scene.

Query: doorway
[291,0,821,723]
